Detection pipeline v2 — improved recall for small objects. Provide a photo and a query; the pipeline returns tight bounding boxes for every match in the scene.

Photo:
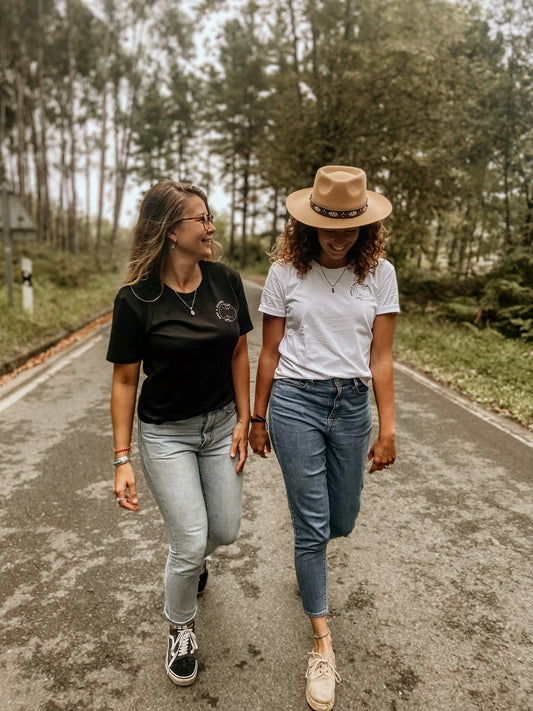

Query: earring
[171,241,175,251]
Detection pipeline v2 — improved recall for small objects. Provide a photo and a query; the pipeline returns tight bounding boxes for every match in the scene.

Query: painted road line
[0,335,103,415]
[394,360,533,449]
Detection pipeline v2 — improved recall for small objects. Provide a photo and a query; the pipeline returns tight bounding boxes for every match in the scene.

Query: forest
[1,0,532,340]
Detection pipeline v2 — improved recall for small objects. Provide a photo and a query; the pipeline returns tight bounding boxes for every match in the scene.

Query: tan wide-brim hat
[286,165,392,229]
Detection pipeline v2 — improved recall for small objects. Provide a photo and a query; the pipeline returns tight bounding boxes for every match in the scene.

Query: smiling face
[170,195,215,261]
[316,226,360,268]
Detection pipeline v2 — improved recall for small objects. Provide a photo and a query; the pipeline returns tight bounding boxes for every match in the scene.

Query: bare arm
[367,313,397,473]
[111,362,141,510]
[249,314,285,458]
[230,334,251,473]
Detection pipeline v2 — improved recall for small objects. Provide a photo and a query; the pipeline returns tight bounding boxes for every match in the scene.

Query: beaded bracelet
[113,446,131,454]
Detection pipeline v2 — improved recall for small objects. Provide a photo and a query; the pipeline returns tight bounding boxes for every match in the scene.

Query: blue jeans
[138,402,243,626]
[269,378,372,617]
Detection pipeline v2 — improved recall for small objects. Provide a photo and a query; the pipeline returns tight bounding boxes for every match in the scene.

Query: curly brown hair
[271,218,388,282]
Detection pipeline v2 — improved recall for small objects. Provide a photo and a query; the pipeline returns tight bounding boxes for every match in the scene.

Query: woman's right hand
[114,462,139,511]
[249,423,271,458]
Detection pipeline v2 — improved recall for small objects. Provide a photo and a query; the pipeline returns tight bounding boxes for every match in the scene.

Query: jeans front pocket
[275,377,313,390]
[353,378,369,395]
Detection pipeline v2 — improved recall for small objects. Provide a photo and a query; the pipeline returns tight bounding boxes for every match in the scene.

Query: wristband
[114,455,131,466]
[250,414,266,423]
[113,446,131,454]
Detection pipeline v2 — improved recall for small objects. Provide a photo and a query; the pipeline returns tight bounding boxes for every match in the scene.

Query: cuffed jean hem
[168,613,196,627]
[306,609,329,618]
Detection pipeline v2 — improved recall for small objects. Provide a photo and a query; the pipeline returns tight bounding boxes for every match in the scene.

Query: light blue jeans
[269,378,372,617]
[138,402,242,626]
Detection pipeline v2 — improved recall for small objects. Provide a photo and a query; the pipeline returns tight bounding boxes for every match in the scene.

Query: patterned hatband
[309,194,368,219]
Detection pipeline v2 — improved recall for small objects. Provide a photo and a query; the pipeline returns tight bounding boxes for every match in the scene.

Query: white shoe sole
[306,688,335,711]
[167,662,198,686]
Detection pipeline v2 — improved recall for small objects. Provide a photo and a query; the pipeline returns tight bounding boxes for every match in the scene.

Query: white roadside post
[0,182,37,309]
[21,257,33,316]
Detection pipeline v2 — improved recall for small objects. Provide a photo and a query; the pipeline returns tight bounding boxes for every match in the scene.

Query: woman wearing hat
[249,166,399,710]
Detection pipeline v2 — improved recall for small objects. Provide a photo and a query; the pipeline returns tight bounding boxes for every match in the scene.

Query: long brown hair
[124,181,216,286]
[271,218,387,282]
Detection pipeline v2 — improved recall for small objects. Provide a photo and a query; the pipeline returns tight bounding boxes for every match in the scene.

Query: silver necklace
[318,264,347,293]
[174,288,197,316]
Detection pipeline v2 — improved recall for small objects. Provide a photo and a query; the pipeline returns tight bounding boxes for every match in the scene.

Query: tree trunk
[14,44,27,201]
[36,0,51,244]
[229,149,237,260]
[240,150,250,270]
[57,116,68,251]
[306,0,322,105]
[66,0,78,253]
[110,73,138,252]
[286,0,303,111]
[95,83,107,269]
[270,186,279,251]
[95,22,112,269]
[0,19,8,181]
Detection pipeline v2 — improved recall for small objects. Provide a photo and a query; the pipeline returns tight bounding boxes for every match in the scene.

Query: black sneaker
[166,624,198,686]
[197,559,209,596]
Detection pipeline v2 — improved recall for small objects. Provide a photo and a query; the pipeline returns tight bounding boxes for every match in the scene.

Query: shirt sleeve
[259,263,287,317]
[234,273,254,335]
[376,260,400,315]
[106,288,145,364]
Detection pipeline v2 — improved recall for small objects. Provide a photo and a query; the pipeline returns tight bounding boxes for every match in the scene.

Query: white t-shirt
[259,259,400,382]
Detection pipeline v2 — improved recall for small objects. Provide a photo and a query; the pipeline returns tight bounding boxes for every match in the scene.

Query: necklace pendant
[331,287,335,293]
[190,309,195,316]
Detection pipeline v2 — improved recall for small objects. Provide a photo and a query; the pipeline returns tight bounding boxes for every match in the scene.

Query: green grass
[394,310,533,428]
[0,245,124,365]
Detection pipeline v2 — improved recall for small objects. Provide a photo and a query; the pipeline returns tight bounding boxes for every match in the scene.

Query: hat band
[309,194,368,219]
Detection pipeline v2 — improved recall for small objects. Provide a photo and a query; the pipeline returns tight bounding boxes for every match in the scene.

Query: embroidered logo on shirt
[216,301,237,322]
[350,282,372,300]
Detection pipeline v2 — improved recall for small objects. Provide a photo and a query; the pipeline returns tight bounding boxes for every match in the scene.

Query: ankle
[170,621,194,631]
[312,630,333,654]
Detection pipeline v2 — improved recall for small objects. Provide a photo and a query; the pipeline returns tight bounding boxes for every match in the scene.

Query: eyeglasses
[177,213,214,230]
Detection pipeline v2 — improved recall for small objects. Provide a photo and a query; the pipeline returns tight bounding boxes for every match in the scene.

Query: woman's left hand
[230,420,249,474]
[367,434,396,473]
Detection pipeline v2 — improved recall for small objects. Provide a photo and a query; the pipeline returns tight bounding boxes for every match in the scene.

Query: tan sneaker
[305,651,341,710]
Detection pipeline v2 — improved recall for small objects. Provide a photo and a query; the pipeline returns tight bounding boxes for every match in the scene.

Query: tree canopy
[1,0,532,289]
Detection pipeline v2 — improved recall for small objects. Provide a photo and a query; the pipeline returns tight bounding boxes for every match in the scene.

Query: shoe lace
[306,653,342,683]
[170,627,198,661]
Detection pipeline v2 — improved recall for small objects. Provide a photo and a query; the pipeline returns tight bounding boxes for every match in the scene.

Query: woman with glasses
[107,181,252,687]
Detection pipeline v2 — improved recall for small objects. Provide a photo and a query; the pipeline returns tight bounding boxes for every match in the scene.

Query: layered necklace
[317,264,347,293]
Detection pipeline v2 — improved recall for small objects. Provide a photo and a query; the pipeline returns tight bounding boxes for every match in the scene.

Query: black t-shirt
[106,261,253,423]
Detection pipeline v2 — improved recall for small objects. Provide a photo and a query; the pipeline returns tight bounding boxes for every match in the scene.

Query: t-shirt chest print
[350,281,372,300]
[216,300,238,322]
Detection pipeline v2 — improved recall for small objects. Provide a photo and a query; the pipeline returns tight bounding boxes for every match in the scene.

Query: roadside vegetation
[394,311,532,428]
[0,242,124,370]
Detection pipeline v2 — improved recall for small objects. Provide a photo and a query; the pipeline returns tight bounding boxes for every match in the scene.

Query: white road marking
[394,360,533,448]
[0,336,103,415]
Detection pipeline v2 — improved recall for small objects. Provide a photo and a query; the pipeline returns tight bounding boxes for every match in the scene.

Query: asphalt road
[0,281,531,711]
